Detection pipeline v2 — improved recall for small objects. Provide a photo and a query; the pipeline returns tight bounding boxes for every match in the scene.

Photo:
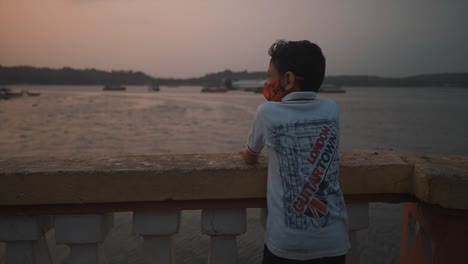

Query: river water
[1,85,467,157]
[1,85,467,263]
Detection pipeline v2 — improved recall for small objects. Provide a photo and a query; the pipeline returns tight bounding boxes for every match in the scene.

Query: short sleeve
[246,106,266,154]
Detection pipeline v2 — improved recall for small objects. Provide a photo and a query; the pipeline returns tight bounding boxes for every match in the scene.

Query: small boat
[254,87,264,93]
[0,87,40,99]
[103,85,126,91]
[0,87,20,99]
[201,86,227,93]
[319,84,346,93]
[20,89,41,96]
[25,91,41,96]
[231,79,266,92]
[148,83,160,92]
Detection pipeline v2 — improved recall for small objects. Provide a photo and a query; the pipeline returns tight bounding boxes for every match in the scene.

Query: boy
[240,40,349,263]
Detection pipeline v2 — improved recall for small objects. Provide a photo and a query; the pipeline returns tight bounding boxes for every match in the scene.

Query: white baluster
[0,215,53,264]
[133,211,180,264]
[54,213,114,264]
[347,204,369,264]
[201,208,246,264]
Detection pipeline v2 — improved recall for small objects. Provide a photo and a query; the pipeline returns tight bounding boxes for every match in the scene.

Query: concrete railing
[0,149,467,263]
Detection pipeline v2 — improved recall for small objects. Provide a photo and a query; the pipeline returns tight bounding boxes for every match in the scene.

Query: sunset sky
[1,0,467,78]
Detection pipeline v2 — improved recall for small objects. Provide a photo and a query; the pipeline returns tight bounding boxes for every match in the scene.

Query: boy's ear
[284,72,295,90]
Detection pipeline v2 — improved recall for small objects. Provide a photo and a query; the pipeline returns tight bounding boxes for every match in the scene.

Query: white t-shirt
[247,91,350,260]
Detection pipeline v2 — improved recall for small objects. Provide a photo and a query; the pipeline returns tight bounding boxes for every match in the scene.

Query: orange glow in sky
[1,0,467,78]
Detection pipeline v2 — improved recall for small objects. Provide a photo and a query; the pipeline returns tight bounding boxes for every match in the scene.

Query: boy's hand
[239,147,259,165]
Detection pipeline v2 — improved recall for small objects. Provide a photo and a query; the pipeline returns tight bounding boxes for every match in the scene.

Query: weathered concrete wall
[0,150,467,210]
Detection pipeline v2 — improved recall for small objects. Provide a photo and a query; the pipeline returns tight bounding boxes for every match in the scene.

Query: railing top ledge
[0,153,266,173]
[0,149,467,211]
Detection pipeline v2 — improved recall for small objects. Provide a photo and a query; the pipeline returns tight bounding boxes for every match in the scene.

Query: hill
[1,65,467,88]
[0,66,155,85]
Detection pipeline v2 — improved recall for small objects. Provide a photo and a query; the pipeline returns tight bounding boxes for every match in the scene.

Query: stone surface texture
[0,150,467,210]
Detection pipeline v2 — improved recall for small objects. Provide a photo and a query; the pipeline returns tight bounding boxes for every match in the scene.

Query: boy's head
[267,40,326,93]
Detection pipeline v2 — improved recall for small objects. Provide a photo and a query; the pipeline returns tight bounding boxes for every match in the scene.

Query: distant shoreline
[1,65,467,88]
[5,84,468,89]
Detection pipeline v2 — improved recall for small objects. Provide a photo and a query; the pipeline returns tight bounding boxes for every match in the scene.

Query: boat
[103,85,126,91]
[231,79,266,92]
[201,86,227,93]
[254,87,264,93]
[319,84,346,93]
[148,83,160,92]
[0,87,40,99]
[20,89,41,96]
[0,87,20,100]
[25,91,41,96]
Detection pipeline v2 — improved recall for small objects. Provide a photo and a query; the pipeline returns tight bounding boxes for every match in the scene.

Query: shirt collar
[282,91,317,102]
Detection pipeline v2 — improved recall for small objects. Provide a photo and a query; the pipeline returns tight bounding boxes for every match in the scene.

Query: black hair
[268,40,326,92]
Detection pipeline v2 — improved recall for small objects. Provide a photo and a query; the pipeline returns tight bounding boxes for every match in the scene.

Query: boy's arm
[240,106,265,165]
[239,147,260,165]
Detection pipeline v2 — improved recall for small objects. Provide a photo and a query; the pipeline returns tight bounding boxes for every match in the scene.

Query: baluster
[54,213,114,264]
[0,215,53,264]
[347,204,369,264]
[133,211,181,264]
[201,208,246,264]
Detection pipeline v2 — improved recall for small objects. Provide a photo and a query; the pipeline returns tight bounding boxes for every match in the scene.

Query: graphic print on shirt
[271,120,344,230]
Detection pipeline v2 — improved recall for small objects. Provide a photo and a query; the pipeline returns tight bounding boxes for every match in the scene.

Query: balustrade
[0,150,467,263]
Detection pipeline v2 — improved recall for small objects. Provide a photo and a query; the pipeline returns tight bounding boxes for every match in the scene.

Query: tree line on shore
[1,65,467,88]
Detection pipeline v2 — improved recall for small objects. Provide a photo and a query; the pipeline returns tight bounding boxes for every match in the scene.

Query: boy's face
[264,61,293,101]
[267,62,281,85]
[266,61,300,91]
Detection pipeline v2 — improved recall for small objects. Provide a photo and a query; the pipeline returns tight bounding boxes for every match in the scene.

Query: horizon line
[1,64,467,80]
